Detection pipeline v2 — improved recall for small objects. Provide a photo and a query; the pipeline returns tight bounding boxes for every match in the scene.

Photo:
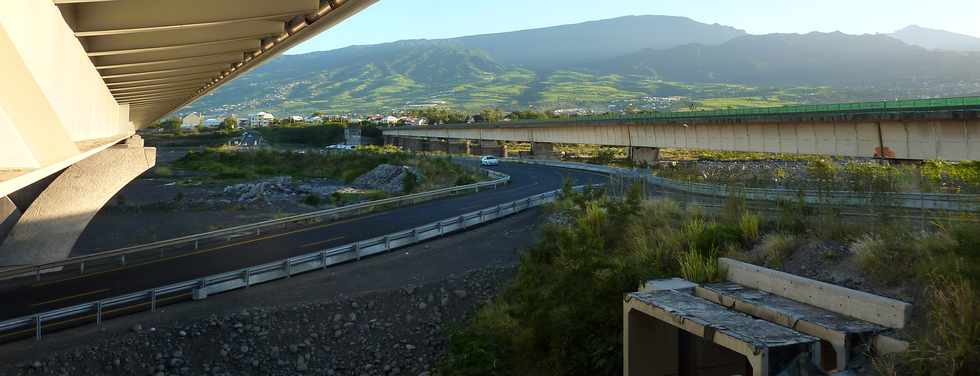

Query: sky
[288,0,980,55]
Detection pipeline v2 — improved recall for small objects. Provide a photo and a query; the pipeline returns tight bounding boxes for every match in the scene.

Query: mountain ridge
[184,17,980,116]
[890,25,980,51]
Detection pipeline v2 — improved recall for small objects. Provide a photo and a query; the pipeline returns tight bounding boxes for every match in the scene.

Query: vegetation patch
[441,182,979,375]
[172,147,487,193]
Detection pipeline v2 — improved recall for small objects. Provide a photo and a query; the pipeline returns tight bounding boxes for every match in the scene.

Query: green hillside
[183,18,980,116]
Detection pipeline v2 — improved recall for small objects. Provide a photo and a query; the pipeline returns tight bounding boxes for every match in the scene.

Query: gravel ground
[2,207,544,376]
[3,266,512,376]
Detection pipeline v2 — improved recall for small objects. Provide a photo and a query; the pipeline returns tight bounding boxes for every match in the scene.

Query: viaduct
[382,98,980,164]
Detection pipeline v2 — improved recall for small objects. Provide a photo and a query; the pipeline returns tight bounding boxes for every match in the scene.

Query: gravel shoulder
[0,208,545,376]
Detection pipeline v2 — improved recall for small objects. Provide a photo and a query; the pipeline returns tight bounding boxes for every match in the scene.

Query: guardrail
[505,159,979,212]
[0,168,511,283]
[0,186,585,342]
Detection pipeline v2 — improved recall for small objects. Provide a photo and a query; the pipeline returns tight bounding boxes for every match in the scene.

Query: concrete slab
[625,290,820,376]
[718,258,911,329]
[697,282,886,371]
[640,278,698,293]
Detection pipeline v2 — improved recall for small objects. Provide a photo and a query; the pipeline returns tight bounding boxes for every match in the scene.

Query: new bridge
[0,0,377,266]
[383,97,980,163]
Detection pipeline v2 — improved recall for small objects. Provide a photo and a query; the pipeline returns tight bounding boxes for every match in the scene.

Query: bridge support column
[447,140,470,155]
[383,135,399,146]
[0,197,16,244]
[428,139,449,154]
[0,136,156,266]
[400,137,422,152]
[630,147,660,166]
[531,142,558,160]
[478,140,508,157]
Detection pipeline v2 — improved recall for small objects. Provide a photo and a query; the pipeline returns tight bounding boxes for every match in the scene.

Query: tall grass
[739,213,760,242]
[757,233,801,267]
[441,189,763,376]
[678,247,722,283]
[904,276,980,374]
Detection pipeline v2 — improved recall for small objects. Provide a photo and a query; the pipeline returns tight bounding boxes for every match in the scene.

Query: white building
[383,115,399,125]
[180,112,202,129]
[203,118,222,127]
[288,115,304,122]
[248,112,275,127]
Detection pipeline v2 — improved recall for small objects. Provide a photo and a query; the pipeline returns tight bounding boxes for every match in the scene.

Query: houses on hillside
[248,112,275,127]
[180,112,203,129]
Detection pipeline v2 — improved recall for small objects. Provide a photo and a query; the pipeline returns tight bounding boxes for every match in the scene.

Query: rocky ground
[5,266,511,376]
[74,152,430,254]
[352,164,424,195]
[778,240,914,302]
[3,207,546,376]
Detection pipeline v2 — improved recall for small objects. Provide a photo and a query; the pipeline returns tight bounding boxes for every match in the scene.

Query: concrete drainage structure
[624,259,911,376]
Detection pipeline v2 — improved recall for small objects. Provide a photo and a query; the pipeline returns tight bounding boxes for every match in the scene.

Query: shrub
[739,212,761,243]
[402,172,418,193]
[455,175,477,186]
[775,196,811,234]
[302,194,323,207]
[442,190,658,375]
[807,209,852,241]
[757,233,801,267]
[690,223,743,252]
[590,147,618,165]
[720,189,747,223]
[851,232,918,285]
[678,247,722,283]
[807,158,838,189]
[905,276,980,374]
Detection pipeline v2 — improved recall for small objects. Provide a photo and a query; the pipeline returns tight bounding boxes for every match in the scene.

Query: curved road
[0,162,605,321]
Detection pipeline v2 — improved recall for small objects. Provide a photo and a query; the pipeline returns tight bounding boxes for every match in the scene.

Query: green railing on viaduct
[462,96,980,126]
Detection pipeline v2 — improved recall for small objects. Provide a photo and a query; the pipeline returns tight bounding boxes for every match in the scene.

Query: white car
[480,156,499,166]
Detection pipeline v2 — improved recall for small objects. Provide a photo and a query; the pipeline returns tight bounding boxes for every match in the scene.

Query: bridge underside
[0,0,377,265]
[0,137,155,266]
[384,115,980,161]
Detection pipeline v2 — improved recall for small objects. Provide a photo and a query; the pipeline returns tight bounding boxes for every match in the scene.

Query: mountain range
[890,25,980,51]
[185,16,980,116]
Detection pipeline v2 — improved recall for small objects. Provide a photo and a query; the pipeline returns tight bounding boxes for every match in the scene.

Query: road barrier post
[96,301,103,326]
[34,316,41,340]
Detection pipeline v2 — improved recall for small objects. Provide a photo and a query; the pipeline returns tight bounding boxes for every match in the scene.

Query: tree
[220,116,238,131]
[408,107,468,125]
[510,110,552,120]
[156,117,181,133]
[480,108,506,123]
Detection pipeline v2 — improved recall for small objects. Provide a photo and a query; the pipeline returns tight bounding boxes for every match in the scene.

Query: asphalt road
[0,162,606,321]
